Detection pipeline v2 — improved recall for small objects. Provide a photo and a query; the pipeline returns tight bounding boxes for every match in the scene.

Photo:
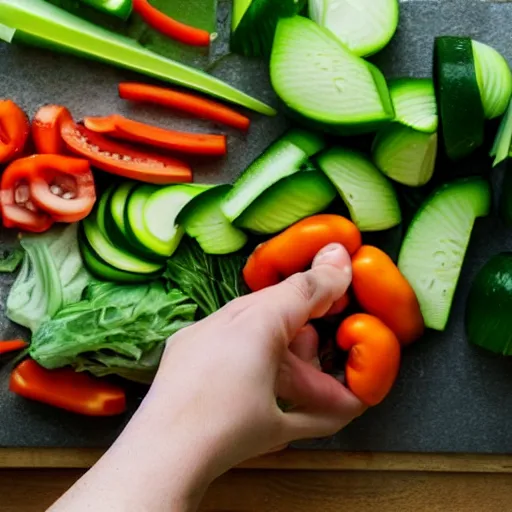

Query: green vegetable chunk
[30,281,197,383]
[79,0,132,19]
[466,253,512,355]
[398,178,491,331]
[490,96,512,168]
[270,16,394,135]
[309,0,399,57]
[7,224,90,333]
[0,0,276,115]
[0,248,24,273]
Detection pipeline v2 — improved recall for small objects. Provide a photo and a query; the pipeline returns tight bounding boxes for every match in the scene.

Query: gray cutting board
[2,0,512,452]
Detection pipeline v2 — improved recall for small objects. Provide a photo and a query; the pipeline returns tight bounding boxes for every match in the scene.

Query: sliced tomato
[28,155,96,223]
[61,121,193,184]
[84,114,227,156]
[0,100,30,164]
[1,159,53,233]
[32,105,73,154]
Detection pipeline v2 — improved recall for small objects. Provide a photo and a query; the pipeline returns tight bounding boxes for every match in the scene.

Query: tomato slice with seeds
[28,155,96,223]
[0,100,30,164]
[32,105,73,154]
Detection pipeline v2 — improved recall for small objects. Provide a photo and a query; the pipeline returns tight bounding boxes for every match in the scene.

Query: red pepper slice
[0,340,28,356]
[132,0,212,46]
[118,82,251,131]
[32,104,74,154]
[61,120,193,184]
[84,114,227,156]
[1,158,54,233]
[27,155,97,223]
[0,100,30,164]
[10,359,126,417]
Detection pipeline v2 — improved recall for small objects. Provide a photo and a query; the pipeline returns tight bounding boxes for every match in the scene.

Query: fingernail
[314,243,343,263]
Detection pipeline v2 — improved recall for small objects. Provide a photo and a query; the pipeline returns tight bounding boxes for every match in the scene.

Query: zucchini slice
[235,164,337,234]
[472,40,512,120]
[231,0,306,58]
[372,124,438,187]
[179,186,248,255]
[309,0,399,57]
[490,96,512,168]
[270,16,394,134]
[466,253,512,355]
[388,78,438,133]
[317,148,401,231]
[398,178,491,331]
[434,36,485,161]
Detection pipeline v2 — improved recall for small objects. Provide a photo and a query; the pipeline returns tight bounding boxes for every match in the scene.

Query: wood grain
[2,469,512,512]
[2,448,512,473]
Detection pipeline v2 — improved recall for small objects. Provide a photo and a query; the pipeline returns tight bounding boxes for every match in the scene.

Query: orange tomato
[337,314,401,406]
[351,246,424,345]
[243,215,362,291]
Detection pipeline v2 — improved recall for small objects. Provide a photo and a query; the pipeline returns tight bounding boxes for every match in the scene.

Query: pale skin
[49,243,366,512]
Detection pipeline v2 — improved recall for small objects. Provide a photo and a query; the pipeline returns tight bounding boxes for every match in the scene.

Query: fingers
[289,325,319,362]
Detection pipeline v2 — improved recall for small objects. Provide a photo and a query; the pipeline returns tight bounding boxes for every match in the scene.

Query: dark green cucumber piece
[466,253,512,355]
[398,178,491,331]
[235,164,337,234]
[231,0,306,58]
[490,96,512,167]
[222,129,320,221]
[309,0,399,57]
[280,129,326,157]
[388,78,438,133]
[108,181,137,241]
[270,16,394,134]
[82,212,163,275]
[178,185,248,254]
[96,185,114,238]
[372,124,438,187]
[472,40,512,120]
[317,148,401,231]
[434,36,485,161]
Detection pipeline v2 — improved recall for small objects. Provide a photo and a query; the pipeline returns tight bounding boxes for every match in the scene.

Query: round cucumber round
[110,181,137,240]
[388,78,438,133]
[309,0,399,57]
[270,16,394,132]
[398,178,491,331]
[466,253,512,355]
[372,124,438,187]
[235,166,337,234]
[179,185,248,255]
[434,36,485,161]
[317,148,401,231]
[472,40,512,120]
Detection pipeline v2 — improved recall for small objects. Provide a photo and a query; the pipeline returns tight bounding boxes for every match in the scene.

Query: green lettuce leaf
[0,248,24,273]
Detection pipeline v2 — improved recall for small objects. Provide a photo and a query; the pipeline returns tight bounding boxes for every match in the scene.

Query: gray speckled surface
[2,0,512,452]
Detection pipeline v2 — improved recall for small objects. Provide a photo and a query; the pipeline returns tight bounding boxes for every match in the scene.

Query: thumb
[254,243,353,343]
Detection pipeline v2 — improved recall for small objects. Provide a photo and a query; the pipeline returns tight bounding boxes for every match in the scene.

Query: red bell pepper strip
[0,340,28,356]
[132,0,212,46]
[1,159,54,233]
[27,155,97,223]
[84,114,227,156]
[61,121,193,184]
[118,82,251,131]
[10,359,127,417]
[32,104,74,154]
[0,100,30,164]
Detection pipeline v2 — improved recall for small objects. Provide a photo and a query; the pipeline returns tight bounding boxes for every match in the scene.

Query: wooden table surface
[1,450,512,511]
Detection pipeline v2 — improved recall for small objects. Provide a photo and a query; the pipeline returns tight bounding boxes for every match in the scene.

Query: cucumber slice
[388,78,438,133]
[280,129,326,157]
[490,96,512,167]
[309,0,399,57]
[398,178,491,331]
[79,235,154,283]
[126,184,208,258]
[231,0,306,58]
[179,186,248,254]
[222,137,309,222]
[317,148,401,231]
[82,213,162,275]
[96,185,114,238]
[472,40,512,120]
[434,36,485,161]
[270,16,394,133]
[109,181,137,240]
[466,253,512,355]
[235,165,337,234]
[372,124,438,187]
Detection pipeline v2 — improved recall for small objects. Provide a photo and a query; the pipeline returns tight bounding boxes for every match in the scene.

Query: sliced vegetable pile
[1,0,512,418]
